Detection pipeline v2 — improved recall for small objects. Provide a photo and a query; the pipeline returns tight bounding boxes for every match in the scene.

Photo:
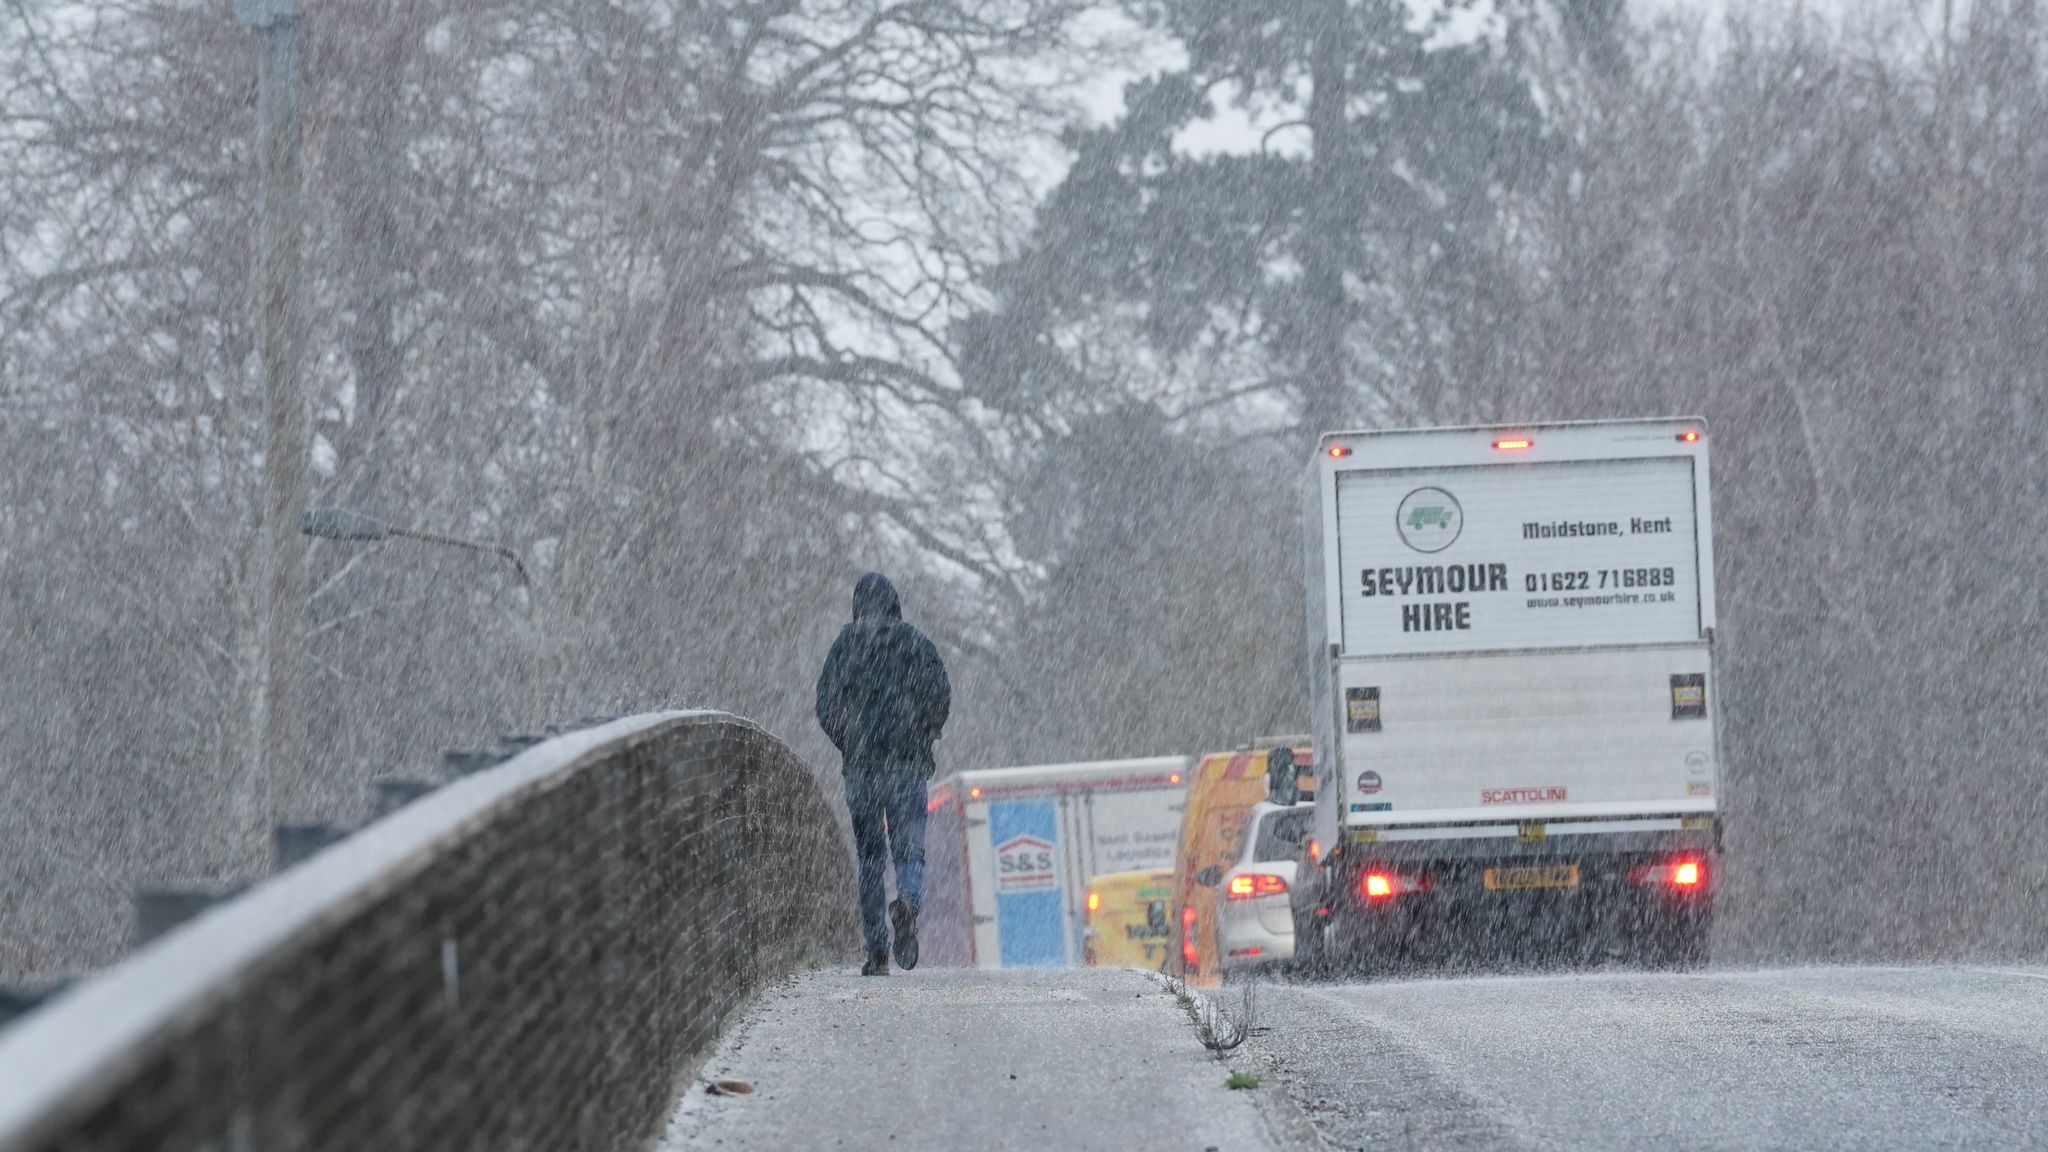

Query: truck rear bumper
[1312,842,1716,964]
[1343,815,1719,861]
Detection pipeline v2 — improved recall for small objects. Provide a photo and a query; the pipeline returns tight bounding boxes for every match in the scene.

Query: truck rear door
[1323,424,1716,828]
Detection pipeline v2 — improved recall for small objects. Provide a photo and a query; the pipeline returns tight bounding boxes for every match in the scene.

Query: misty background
[2,0,2042,982]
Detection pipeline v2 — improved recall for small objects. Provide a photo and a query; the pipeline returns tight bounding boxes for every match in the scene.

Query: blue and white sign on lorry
[1297,419,1722,969]
[922,758,1189,968]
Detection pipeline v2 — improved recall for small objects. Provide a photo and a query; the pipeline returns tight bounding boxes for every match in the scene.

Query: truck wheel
[1290,913,1329,980]
[1316,913,1389,983]
[1647,905,1711,970]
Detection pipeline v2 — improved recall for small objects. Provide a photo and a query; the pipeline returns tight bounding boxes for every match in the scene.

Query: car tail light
[1181,906,1199,968]
[1309,838,1321,863]
[1629,859,1708,888]
[1227,874,1288,900]
[1363,871,1427,900]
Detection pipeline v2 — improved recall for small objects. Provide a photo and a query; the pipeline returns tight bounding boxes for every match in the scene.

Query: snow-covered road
[660,966,1292,1152]
[1248,964,2048,1150]
[660,963,2048,1151]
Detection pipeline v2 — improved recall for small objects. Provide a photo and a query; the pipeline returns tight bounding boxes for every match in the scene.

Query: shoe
[861,949,889,976]
[890,899,919,971]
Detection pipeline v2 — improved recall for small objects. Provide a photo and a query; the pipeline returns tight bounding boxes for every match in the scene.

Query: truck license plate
[1483,865,1580,891]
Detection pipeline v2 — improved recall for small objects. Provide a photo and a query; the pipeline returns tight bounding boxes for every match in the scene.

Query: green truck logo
[1407,506,1455,531]
[1396,486,1463,553]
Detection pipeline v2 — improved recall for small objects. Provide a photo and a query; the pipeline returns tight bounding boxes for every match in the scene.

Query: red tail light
[1363,871,1427,899]
[1629,859,1708,888]
[1181,906,1199,968]
[1226,874,1288,900]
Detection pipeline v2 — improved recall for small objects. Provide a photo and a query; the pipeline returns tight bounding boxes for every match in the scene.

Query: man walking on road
[816,572,950,975]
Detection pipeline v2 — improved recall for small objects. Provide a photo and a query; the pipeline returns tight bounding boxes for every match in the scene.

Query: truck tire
[1646,904,1711,970]
[1289,910,1329,980]
[1314,911,1391,983]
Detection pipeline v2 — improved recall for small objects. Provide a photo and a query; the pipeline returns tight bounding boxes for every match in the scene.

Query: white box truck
[1298,418,1721,969]
[921,757,1189,968]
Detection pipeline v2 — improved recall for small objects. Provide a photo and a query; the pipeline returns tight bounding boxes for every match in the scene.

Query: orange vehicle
[1169,742,1315,985]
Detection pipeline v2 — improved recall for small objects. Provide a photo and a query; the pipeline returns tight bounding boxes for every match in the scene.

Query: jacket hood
[852,572,901,620]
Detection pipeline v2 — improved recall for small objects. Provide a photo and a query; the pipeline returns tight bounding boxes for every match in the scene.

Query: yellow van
[1082,868,1176,970]
[1169,743,1314,985]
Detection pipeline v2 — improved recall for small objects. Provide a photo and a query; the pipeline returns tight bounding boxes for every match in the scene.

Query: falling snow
[1,0,2042,1009]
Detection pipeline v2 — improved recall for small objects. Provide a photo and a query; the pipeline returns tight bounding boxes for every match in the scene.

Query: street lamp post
[303,506,544,716]
[237,0,307,836]
[301,508,531,585]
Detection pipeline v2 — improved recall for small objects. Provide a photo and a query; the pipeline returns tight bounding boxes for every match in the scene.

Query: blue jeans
[844,770,927,955]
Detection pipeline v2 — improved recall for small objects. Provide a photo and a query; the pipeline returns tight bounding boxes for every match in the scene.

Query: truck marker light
[1328,445,1352,458]
[1087,891,1101,913]
[1182,906,1199,968]
[1678,430,1701,443]
[1492,438,1533,451]
[1309,838,1321,863]
[1228,947,1264,958]
[1673,861,1701,886]
[1170,773,1182,785]
[969,787,982,800]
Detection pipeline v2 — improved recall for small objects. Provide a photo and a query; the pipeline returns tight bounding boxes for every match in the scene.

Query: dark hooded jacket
[815,573,951,776]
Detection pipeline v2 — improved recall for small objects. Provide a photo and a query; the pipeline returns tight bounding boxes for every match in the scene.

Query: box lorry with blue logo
[1298,419,1722,970]
[921,758,1190,968]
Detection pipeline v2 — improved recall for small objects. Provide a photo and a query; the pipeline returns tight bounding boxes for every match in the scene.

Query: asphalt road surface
[1248,964,2048,1151]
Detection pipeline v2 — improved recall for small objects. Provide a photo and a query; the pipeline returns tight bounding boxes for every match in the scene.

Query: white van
[922,757,1189,968]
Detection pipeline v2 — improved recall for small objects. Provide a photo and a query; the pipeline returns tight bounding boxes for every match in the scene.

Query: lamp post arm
[388,525,530,586]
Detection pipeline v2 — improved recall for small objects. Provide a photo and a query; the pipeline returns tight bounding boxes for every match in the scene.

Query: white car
[1217,802,1314,974]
